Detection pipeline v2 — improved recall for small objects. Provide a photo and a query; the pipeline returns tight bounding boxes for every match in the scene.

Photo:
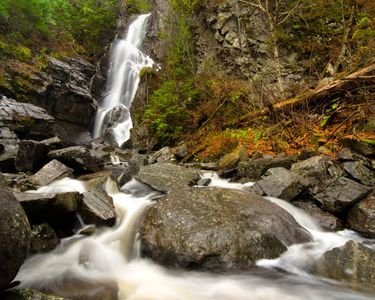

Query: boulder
[315,240,375,285]
[2,288,67,300]
[237,156,296,180]
[30,223,60,255]
[148,147,176,164]
[54,120,92,147]
[291,156,343,194]
[29,160,72,187]
[343,161,375,186]
[15,192,81,217]
[48,146,105,173]
[255,167,305,201]
[118,155,148,186]
[0,97,55,140]
[15,140,48,173]
[336,148,372,167]
[141,187,311,270]
[39,137,63,151]
[218,145,248,172]
[171,143,189,160]
[0,173,31,291]
[136,163,202,192]
[0,127,19,172]
[79,188,116,225]
[293,201,343,231]
[313,177,371,214]
[347,190,375,237]
[40,277,118,300]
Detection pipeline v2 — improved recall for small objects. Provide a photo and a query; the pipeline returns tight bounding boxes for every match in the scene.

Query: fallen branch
[235,63,375,125]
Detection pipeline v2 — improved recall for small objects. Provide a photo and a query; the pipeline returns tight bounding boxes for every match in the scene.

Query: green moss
[126,0,152,14]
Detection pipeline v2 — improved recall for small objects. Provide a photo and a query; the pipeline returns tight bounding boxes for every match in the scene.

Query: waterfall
[93,14,154,146]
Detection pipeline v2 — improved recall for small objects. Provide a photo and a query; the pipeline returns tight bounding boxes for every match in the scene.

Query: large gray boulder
[347,190,375,237]
[0,174,31,291]
[255,167,305,201]
[315,240,375,285]
[30,223,60,255]
[313,177,371,214]
[136,163,202,192]
[343,161,375,186]
[141,187,311,270]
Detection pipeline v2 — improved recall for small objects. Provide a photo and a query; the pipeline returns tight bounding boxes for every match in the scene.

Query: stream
[14,174,375,299]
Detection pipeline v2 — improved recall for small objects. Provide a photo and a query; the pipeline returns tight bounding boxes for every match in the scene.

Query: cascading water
[14,173,375,300]
[93,14,154,146]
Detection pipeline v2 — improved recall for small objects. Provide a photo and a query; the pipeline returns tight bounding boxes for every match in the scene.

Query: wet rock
[0,97,55,140]
[237,156,296,180]
[0,127,19,172]
[29,160,72,187]
[78,171,117,192]
[141,187,311,270]
[218,145,248,171]
[342,137,375,158]
[255,167,305,201]
[2,288,67,300]
[136,163,202,192]
[41,277,118,300]
[15,140,48,173]
[101,105,131,146]
[293,201,343,231]
[197,178,211,186]
[313,177,371,214]
[30,223,60,255]
[315,240,375,285]
[291,156,343,194]
[348,190,375,237]
[79,188,116,225]
[118,155,148,186]
[0,173,31,291]
[48,146,104,173]
[148,147,176,164]
[343,161,375,186]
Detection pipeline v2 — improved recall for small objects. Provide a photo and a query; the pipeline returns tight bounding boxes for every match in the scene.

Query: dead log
[237,63,375,124]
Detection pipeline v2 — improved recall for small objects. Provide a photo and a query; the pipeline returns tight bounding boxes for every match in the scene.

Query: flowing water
[15,174,375,300]
[93,14,154,146]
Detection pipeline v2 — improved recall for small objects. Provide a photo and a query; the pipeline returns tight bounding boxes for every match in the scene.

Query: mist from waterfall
[93,14,154,146]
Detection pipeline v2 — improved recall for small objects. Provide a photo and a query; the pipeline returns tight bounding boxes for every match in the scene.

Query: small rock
[30,223,60,255]
[0,127,19,172]
[256,167,305,201]
[218,145,248,171]
[79,188,116,225]
[136,163,202,192]
[237,156,297,180]
[148,147,176,164]
[2,288,68,299]
[29,160,72,186]
[336,148,371,166]
[171,143,189,159]
[315,240,375,285]
[343,161,375,186]
[40,137,63,151]
[197,178,211,186]
[78,225,99,236]
[313,177,371,214]
[347,190,375,237]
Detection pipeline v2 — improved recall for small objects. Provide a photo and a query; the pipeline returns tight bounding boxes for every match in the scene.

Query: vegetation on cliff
[140,0,375,160]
